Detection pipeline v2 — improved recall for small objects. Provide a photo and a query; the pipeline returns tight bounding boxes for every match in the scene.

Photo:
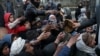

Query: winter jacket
[25,3,45,23]
[0,4,5,27]
[17,48,45,56]
[75,7,81,20]
[0,40,10,55]
[58,46,70,56]
[43,43,57,56]
[75,49,91,56]
[4,13,26,34]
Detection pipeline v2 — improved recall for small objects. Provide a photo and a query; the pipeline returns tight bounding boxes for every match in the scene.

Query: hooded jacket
[0,40,10,55]
[4,13,26,34]
[25,2,45,24]
[76,34,97,56]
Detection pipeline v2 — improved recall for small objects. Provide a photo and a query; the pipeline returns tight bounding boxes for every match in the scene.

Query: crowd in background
[0,0,99,56]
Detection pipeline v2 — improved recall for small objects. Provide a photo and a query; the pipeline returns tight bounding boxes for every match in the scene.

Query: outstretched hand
[67,33,80,48]
[55,32,65,44]
[72,22,81,28]
[37,32,51,41]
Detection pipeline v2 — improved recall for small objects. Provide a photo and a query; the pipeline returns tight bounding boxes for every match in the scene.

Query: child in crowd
[4,13,30,34]
[0,41,10,56]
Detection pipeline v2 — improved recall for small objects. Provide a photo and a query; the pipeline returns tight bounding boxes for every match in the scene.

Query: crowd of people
[0,0,100,56]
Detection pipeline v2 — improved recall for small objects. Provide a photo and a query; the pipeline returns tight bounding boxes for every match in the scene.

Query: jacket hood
[76,34,96,54]
[0,40,10,55]
[4,13,12,24]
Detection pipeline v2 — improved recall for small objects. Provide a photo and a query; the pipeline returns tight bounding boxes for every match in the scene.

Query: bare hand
[37,32,51,41]
[55,32,65,44]
[42,24,52,32]
[67,33,80,48]
[57,32,65,40]
[72,23,81,28]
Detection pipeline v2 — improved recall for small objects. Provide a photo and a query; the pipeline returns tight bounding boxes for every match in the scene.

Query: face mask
[49,18,57,24]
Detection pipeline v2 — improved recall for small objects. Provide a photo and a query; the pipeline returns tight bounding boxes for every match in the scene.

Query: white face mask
[49,15,57,24]
[49,18,57,24]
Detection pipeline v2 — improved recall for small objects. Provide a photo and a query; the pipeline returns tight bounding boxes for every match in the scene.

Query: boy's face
[2,45,10,55]
[9,15,14,22]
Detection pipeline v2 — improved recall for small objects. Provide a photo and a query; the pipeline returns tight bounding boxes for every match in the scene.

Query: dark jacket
[0,4,5,27]
[75,7,82,20]
[0,40,10,55]
[58,46,70,56]
[43,43,57,56]
[75,49,90,56]
[25,3,45,23]
[95,47,100,56]
[17,48,45,56]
